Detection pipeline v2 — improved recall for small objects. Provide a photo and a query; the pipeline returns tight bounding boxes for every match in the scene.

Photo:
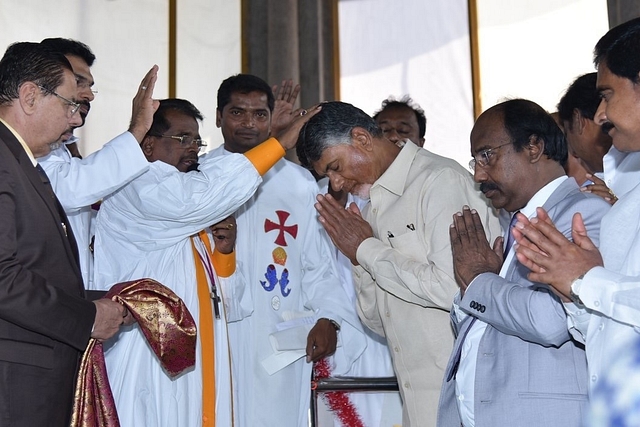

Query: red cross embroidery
[264,210,298,246]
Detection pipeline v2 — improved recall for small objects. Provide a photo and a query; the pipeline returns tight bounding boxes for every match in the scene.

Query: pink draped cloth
[71,278,197,427]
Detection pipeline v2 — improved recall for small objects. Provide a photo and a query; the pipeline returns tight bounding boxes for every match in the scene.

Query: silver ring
[300,109,307,116]
[141,86,147,90]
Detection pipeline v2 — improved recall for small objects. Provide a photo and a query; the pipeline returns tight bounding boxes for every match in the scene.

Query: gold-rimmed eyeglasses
[469,142,511,171]
[38,85,81,117]
[150,134,207,150]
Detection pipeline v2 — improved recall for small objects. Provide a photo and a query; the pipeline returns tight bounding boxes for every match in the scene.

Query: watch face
[570,280,584,306]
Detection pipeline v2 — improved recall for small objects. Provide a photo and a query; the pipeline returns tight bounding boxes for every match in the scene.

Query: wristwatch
[569,274,585,307]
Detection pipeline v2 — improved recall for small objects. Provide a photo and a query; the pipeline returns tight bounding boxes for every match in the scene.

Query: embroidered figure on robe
[260,264,291,297]
[264,210,298,246]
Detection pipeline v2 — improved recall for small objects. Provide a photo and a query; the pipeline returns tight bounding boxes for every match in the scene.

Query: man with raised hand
[39,38,155,288]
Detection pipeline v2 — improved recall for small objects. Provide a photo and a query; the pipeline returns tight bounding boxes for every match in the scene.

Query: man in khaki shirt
[296,101,500,427]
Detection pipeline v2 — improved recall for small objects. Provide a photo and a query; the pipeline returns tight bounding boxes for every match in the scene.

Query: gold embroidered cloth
[71,278,197,427]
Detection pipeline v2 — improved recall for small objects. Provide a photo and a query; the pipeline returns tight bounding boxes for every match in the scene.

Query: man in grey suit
[437,99,611,427]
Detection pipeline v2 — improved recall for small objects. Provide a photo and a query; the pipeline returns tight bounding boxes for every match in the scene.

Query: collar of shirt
[372,140,420,196]
[499,175,568,271]
[0,117,36,166]
[64,135,79,145]
[513,175,568,220]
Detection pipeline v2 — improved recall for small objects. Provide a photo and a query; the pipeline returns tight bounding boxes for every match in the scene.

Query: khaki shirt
[354,142,501,427]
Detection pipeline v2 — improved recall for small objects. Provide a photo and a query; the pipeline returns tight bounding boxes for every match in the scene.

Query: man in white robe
[38,38,153,287]
[209,74,366,427]
[91,98,317,426]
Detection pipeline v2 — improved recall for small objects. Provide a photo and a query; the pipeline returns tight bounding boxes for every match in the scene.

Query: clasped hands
[512,207,603,301]
[315,193,373,265]
[449,206,503,296]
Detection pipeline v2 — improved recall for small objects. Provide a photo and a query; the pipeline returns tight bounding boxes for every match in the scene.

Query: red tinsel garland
[314,358,365,427]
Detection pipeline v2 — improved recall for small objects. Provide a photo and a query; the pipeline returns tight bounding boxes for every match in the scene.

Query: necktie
[35,163,80,264]
[36,163,65,222]
[503,211,520,258]
[446,316,476,381]
[447,212,522,382]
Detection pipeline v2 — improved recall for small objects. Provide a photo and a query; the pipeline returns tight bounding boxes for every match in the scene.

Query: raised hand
[129,65,161,143]
[270,79,302,137]
[274,104,322,151]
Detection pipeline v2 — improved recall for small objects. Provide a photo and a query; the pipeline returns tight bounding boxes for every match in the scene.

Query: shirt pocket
[387,230,421,254]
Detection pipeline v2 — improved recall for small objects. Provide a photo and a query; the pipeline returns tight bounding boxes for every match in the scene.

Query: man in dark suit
[0,42,128,426]
[437,99,611,426]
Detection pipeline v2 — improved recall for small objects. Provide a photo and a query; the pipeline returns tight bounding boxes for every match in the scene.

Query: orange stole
[191,231,217,427]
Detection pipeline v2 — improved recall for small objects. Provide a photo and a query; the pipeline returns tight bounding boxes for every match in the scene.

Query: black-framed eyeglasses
[38,85,81,117]
[149,134,207,150]
[469,142,511,171]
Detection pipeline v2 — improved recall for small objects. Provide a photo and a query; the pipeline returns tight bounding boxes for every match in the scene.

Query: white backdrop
[1,1,609,164]
[0,0,241,155]
[339,0,474,166]
[477,0,609,114]
[339,0,609,167]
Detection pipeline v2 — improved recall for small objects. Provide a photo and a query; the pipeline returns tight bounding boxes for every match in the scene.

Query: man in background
[557,71,640,204]
[373,95,426,147]
[209,74,365,427]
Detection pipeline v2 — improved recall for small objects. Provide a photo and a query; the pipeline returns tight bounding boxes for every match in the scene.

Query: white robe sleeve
[219,262,254,322]
[101,154,262,252]
[296,184,367,375]
[580,266,640,329]
[39,132,149,211]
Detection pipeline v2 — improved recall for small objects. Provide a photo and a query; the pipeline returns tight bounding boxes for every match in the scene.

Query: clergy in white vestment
[91,98,315,426]
[208,74,366,427]
[39,38,155,288]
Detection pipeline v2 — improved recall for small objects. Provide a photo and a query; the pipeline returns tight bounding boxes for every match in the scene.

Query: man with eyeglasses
[38,38,153,289]
[296,101,500,427]
[90,98,319,426]
[0,42,129,427]
[437,99,610,427]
